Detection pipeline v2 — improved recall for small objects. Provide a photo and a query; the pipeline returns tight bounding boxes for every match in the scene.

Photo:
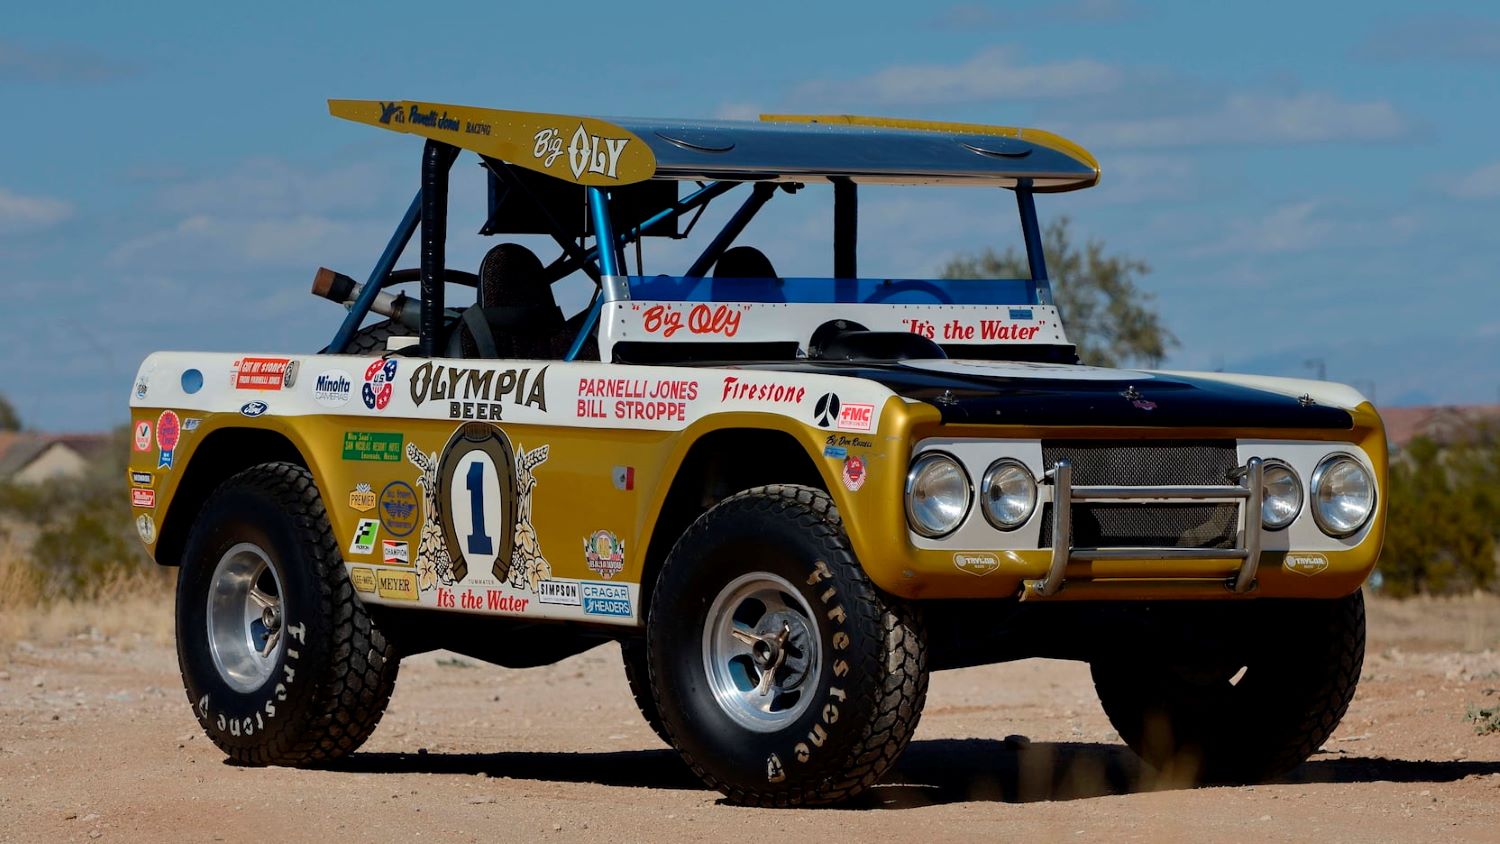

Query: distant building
[0,432,112,484]
[1379,405,1500,450]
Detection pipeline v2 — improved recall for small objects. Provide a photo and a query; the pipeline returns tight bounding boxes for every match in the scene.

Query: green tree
[1378,431,1500,597]
[0,394,19,431]
[940,216,1175,367]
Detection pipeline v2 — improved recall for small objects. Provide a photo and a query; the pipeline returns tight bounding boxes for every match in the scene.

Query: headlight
[981,459,1037,530]
[1310,454,1375,537]
[1260,460,1302,530]
[906,452,971,537]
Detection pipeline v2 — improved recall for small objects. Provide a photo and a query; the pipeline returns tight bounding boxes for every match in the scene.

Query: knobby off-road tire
[344,319,413,356]
[647,484,928,806]
[620,639,670,746]
[176,462,400,765]
[1091,591,1365,783]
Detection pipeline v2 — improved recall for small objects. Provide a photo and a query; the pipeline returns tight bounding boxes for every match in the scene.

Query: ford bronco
[129,101,1384,805]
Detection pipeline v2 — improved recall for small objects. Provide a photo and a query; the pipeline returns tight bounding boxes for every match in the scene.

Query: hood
[733,359,1355,429]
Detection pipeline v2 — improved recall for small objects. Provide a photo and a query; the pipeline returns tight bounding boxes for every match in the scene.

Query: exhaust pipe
[311,268,419,330]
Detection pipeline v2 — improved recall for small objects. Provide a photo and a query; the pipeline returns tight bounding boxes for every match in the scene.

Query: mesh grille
[1039,503,1239,549]
[1042,439,1238,486]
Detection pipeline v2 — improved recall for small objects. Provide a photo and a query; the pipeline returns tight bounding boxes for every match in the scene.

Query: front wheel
[647,485,928,806]
[175,462,400,765]
[1091,591,1365,783]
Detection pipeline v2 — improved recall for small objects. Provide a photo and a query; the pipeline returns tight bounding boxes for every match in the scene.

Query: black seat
[711,246,784,302]
[453,243,568,359]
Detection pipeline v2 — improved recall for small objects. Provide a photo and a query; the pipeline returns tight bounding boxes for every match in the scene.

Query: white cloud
[1083,155,1197,205]
[0,186,73,234]
[1066,92,1409,148]
[931,0,1140,28]
[155,157,397,216]
[1193,200,1420,257]
[1447,161,1500,199]
[714,102,763,121]
[0,40,135,83]
[109,213,370,269]
[792,47,1121,106]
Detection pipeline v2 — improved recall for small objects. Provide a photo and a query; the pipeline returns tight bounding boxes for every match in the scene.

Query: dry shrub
[0,538,44,644]
[0,540,174,648]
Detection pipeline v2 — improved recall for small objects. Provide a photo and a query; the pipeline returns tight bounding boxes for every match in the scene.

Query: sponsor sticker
[240,401,268,417]
[348,518,379,556]
[640,302,742,339]
[1283,553,1330,577]
[827,434,874,450]
[156,410,180,469]
[1008,308,1034,320]
[536,579,581,606]
[133,421,152,452]
[136,514,156,544]
[837,402,875,432]
[823,445,848,459]
[580,581,631,618]
[612,465,635,491]
[375,569,419,600]
[721,376,805,404]
[313,369,353,407]
[532,123,632,181]
[362,358,399,411]
[130,488,156,508]
[181,368,203,394]
[841,455,867,492]
[378,481,419,537]
[182,417,201,432]
[134,378,148,399]
[349,483,376,512]
[382,539,410,566]
[576,377,698,422]
[350,567,377,594]
[129,471,153,487]
[342,431,404,462]
[583,530,625,579]
[812,393,841,428]
[953,552,1001,576]
[232,357,292,390]
[407,362,548,421]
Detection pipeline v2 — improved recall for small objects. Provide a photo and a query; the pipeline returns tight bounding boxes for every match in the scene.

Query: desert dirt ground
[2,593,1498,843]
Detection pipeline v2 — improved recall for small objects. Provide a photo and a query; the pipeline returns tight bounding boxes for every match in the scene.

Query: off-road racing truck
[130,100,1384,806]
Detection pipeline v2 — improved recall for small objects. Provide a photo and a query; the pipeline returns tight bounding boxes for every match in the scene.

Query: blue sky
[4,0,1500,430]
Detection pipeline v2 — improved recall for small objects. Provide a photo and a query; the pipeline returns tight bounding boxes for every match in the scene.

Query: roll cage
[323,102,1099,360]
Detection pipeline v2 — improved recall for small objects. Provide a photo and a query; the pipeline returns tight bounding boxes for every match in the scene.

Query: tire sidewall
[176,483,331,751]
[649,495,881,794]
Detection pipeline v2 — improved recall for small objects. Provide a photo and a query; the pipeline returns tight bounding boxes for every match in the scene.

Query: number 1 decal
[464,460,493,555]
[436,422,518,584]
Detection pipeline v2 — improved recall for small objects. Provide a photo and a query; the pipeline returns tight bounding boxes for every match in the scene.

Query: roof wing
[760,113,1099,185]
[327,99,657,186]
[329,100,1100,190]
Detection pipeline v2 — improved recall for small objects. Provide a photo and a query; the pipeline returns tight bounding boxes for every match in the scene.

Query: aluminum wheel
[205,542,284,693]
[702,571,822,732]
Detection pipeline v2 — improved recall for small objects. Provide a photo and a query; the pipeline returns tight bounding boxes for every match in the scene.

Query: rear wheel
[1091,591,1365,783]
[647,485,927,806]
[620,639,669,746]
[176,462,400,765]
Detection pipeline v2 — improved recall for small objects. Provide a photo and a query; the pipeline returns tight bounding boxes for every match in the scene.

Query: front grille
[1040,440,1242,549]
[1038,503,1239,549]
[1042,439,1238,486]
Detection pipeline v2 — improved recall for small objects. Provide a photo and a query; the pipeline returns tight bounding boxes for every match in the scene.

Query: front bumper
[842,403,1387,602]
